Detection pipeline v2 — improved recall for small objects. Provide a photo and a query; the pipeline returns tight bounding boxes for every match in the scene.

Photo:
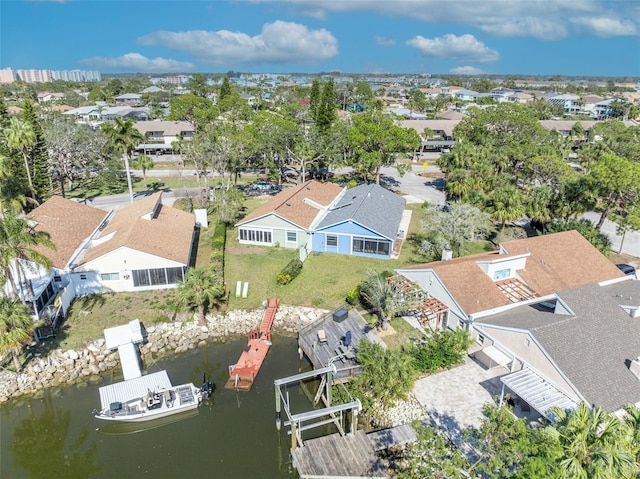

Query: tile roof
[28,196,108,269]
[478,280,640,412]
[399,231,624,315]
[316,184,405,240]
[236,180,343,230]
[79,192,194,266]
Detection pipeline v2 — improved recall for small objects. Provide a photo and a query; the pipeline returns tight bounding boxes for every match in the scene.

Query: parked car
[246,181,280,195]
[616,264,637,277]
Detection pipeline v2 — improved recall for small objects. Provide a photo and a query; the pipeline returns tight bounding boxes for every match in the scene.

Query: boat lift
[274,364,361,449]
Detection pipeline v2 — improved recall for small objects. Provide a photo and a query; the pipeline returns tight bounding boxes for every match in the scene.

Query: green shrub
[276,258,303,285]
[411,329,473,373]
[345,286,360,306]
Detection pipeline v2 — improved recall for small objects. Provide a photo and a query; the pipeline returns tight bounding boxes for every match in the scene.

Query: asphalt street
[98,157,637,259]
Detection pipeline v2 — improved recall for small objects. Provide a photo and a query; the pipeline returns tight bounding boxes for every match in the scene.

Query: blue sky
[2,0,639,76]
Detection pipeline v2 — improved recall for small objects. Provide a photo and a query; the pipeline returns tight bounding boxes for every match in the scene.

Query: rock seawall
[0,305,327,404]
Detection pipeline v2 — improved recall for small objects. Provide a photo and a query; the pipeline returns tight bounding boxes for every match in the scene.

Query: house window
[493,268,510,280]
[352,237,391,256]
[79,274,87,281]
[131,267,185,287]
[286,231,297,243]
[327,235,337,247]
[477,333,485,345]
[100,273,119,281]
[53,275,62,282]
[239,228,272,245]
[458,318,466,330]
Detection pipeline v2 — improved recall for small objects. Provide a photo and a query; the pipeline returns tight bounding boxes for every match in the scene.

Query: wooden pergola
[388,275,449,330]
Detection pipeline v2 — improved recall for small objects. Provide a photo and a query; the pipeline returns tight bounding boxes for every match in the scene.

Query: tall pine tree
[21,101,49,203]
[309,78,321,122]
[219,77,232,102]
[316,79,337,132]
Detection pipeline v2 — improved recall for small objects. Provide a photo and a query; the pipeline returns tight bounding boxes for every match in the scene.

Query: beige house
[24,193,195,317]
[133,120,195,145]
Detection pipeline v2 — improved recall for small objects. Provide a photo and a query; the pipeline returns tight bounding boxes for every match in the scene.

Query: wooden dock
[291,430,388,478]
[225,298,279,390]
[367,424,418,451]
[297,306,386,383]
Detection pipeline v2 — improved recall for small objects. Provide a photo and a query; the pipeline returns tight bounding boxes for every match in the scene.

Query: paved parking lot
[412,356,507,442]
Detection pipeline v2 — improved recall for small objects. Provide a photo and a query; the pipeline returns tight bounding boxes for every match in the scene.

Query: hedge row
[276,258,303,285]
[210,222,226,278]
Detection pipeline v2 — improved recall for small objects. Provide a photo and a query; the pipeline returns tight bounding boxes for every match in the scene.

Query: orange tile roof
[28,196,108,269]
[237,180,343,229]
[79,192,194,266]
[400,231,624,315]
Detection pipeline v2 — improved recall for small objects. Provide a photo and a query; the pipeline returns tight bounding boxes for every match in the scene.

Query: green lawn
[223,201,422,310]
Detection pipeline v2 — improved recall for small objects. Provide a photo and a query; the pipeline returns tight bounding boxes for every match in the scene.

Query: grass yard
[378,317,426,350]
[51,290,181,351]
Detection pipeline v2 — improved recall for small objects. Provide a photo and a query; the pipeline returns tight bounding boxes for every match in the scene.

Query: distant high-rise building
[0,67,101,84]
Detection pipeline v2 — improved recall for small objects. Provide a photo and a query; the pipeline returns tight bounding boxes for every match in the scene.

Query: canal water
[0,336,317,479]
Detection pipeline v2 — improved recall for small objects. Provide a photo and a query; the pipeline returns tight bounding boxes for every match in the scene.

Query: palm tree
[0,209,55,303]
[0,297,35,371]
[359,269,413,331]
[101,117,144,204]
[549,403,637,479]
[176,267,224,326]
[4,117,35,194]
[133,154,154,189]
[489,185,526,230]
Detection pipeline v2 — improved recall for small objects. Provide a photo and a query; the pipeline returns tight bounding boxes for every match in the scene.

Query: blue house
[311,184,406,259]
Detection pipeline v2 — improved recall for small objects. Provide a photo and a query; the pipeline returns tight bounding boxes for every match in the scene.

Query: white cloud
[570,16,638,37]
[374,36,396,47]
[79,53,194,73]
[138,21,338,67]
[407,34,499,63]
[273,0,639,40]
[449,66,486,75]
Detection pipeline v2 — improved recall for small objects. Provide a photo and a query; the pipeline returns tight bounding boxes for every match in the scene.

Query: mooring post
[291,421,297,449]
[326,368,332,406]
[275,385,281,431]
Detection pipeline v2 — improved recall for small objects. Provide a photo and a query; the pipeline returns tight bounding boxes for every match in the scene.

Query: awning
[482,345,511,367]
[501,368,579,420]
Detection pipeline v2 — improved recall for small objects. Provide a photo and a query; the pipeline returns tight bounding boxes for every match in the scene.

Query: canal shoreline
[0,305,328,404]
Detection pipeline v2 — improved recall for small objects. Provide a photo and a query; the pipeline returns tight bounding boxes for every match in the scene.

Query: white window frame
[286,230,297,245]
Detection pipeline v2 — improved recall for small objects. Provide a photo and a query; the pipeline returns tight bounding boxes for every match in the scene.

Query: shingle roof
[399,231,624,315]
[236,180,343,230]
[133,120,194,136]
[316,184,405,240]
[28,196,108,269]
[499,230,624,295]
[79,193,194,266]
[479,280,640,412]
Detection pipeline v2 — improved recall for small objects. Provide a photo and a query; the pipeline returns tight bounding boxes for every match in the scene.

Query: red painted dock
[225,298,279,391]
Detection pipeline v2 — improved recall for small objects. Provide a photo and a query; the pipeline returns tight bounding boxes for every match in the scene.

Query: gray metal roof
[479,280,640,412]
[315,184,405,240]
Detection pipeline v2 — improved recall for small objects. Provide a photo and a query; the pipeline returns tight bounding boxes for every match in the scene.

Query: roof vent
[630,357,640,380]
[286,202,291,206]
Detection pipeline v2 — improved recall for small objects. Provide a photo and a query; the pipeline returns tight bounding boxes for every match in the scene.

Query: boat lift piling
[274,364,361,449]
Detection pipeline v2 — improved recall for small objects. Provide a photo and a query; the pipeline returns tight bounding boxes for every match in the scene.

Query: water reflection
[11,391,102,478]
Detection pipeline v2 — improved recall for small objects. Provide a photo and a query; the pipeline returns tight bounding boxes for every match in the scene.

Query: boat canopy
[99,370,172,409]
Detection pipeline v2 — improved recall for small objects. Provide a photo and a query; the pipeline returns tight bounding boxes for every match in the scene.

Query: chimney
[441,248,453,261]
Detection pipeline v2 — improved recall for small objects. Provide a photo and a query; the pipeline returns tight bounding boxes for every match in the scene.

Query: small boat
[93,380,213,423]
